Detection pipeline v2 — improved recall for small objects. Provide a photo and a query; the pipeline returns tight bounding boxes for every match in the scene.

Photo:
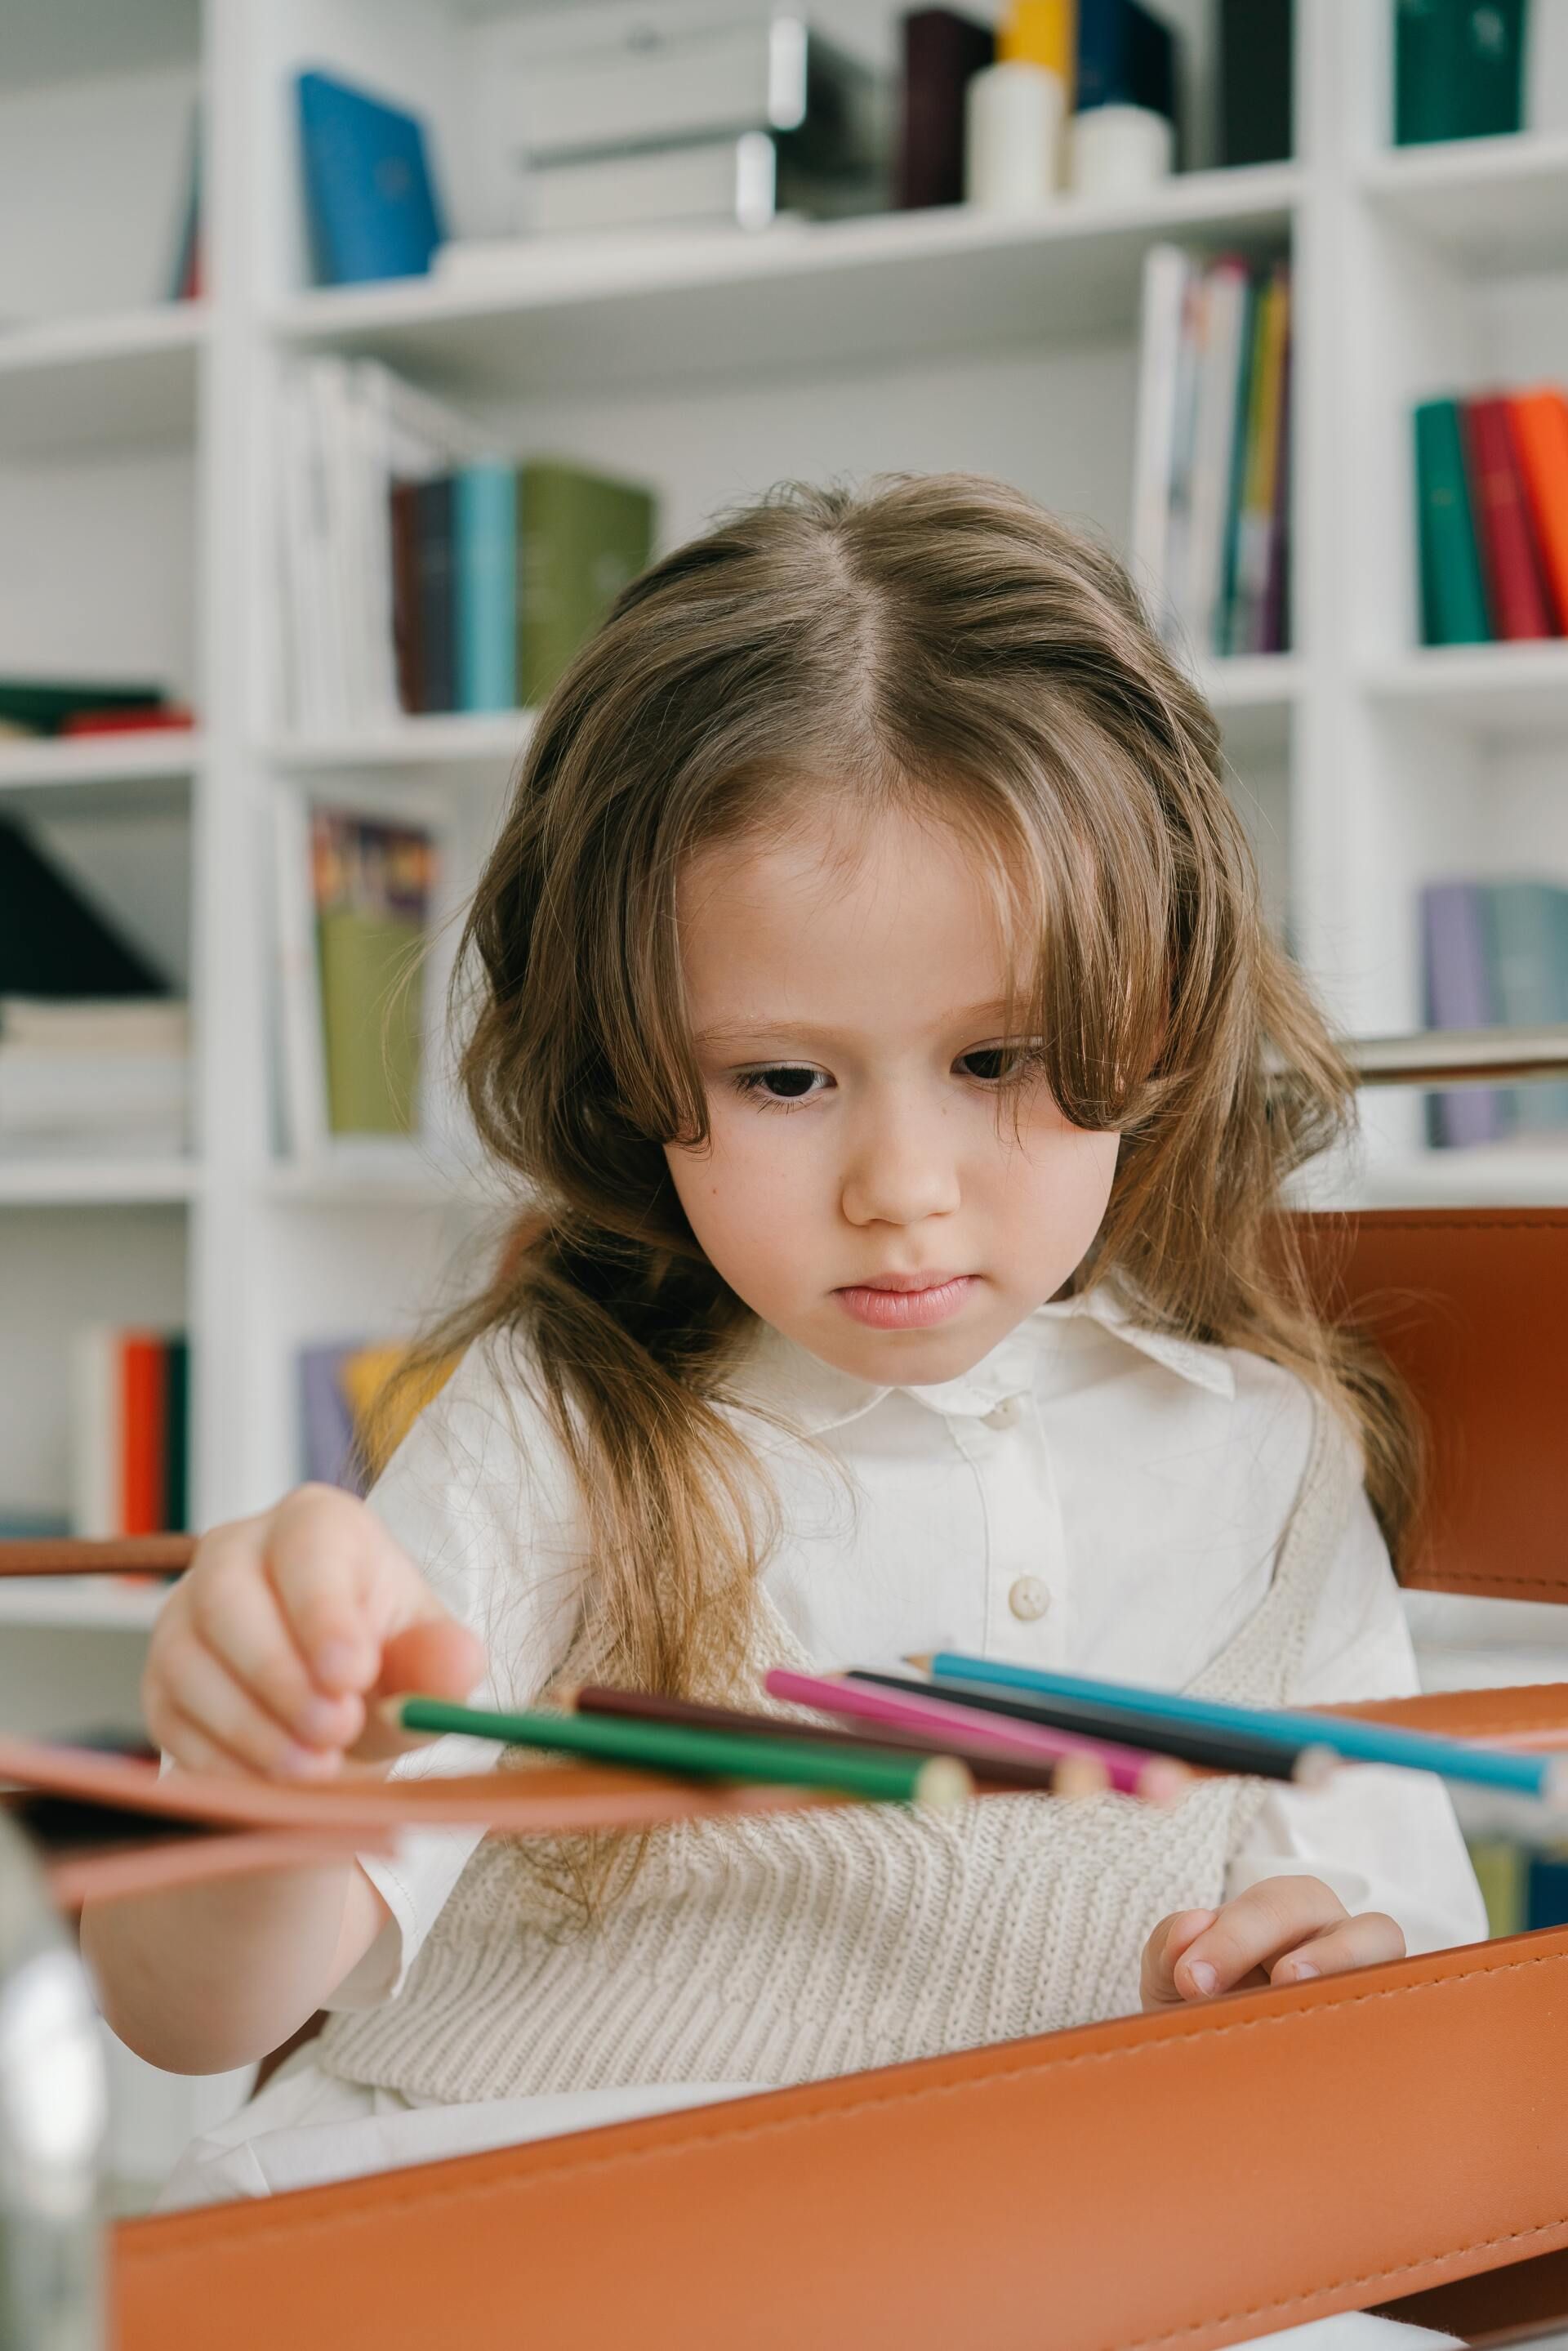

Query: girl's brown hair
[393,471,1415,1711]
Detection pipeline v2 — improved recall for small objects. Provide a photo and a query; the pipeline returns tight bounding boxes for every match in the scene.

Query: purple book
[298,1343,363,1493]
[1420,881,1505,1147]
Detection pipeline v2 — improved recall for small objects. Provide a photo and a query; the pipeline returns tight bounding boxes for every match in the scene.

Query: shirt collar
[719,1283,1235,1438]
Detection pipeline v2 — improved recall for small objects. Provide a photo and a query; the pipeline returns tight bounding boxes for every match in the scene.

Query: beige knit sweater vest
[318,1397,1355,2105]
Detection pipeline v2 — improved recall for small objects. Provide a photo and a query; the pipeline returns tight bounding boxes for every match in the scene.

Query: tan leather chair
[11,1206,1568,2350]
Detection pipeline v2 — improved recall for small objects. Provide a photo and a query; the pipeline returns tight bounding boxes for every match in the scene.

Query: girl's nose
[840,1099,962,1228]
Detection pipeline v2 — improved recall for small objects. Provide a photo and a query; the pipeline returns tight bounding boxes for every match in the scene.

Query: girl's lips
[833,1275,978,1330]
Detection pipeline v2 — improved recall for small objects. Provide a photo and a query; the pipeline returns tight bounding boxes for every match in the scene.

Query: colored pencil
[849,1669,1335,1788]
[911,1653,1568,1802]
[381,1695,971,1811]
[764,1670,1190,1805]
[564,1682,1109,1799]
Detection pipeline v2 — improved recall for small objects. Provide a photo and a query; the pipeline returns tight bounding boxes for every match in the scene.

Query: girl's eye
[733,1064,826,1107]
[960,1044,1042,1083]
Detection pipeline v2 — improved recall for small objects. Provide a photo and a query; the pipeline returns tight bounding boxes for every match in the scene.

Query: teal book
[456,463,518,713]
[517,462,657,708]
[1414,399,1490,644]
[1221,269,1258,658]
[1395,0,1528,145]
[1483,880,1568,1131]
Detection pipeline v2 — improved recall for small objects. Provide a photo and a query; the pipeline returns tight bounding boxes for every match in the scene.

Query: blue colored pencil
[912,1651,1566,1801]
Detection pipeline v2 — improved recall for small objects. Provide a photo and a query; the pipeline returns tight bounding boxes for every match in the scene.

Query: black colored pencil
[847,1670,1335,1787]
[564,1682,1109,1799]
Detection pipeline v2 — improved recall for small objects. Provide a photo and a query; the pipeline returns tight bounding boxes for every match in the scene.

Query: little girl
[82,473,1485,2225]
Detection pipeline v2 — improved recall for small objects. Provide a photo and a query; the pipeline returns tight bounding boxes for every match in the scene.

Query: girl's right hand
[142,1483,487,1782]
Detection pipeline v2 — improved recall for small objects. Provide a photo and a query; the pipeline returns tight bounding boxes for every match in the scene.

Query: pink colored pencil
[764,1668,1190,1805]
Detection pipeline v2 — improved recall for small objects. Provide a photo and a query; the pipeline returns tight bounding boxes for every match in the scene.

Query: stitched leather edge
[118,1938,1568,2351]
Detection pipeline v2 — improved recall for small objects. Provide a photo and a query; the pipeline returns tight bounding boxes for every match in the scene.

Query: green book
[312,812,436,1137]
[1414,399,1490,645]
[1481,880,1568,1131]
[1396,0,1528,145]
[163,1336,189,1533]
[0,678,167,735]
[1467,1836,1526,1938]
[516,460,657,707]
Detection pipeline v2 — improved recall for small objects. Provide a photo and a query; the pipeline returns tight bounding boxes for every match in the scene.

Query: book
[1413,399,1490,645]
[57,705,196,737]
[895,9,996,210]
[0,680,167,736]
[414,475,457,715]
[1395,0,1529,145]
[296,70,446,286]
[1129,243,1192,633]
[0,818,169,999]
[1183,257,1250,658]
[456,463,519,712]
[517,460,657,706]
[522,132,791,237]
[1508,387,1568,633]
[1462,397,1552,640]
[389,479,424,715]
[1483,880,1568,1131]
[1076,0,1178,127]
[167,105,203,302]
[491,10,889,183]
[311,810,438,1137]
[1419,881,1506,1146]
[1218,0,1292,167]
[1232,262,1290,655]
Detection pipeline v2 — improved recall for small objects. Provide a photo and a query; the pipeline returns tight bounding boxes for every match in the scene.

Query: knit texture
[318,1397,1355,2103]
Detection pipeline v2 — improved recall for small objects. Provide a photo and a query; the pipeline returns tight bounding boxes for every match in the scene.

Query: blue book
[296,70,445,287]
[1482,880,1568,1132]
[456,464,518,714]
[414,475,457,714]
[1420,881,1505,1147]
[1076,0,1178,124]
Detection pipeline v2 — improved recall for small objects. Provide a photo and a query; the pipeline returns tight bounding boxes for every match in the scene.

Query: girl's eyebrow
[693,1001,1018,1051]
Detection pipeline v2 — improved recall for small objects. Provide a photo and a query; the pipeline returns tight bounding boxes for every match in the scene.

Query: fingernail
[296,1695,347,1743]
[1284,1960,1320,1983]
[1185,1960,1218,1996]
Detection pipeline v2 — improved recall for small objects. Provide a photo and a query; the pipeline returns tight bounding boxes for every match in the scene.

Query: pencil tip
[1545,1756,1568,1808]
[904,1652,933,1671]
[915,1756,973,1813]
[1295,1742,1339,1791]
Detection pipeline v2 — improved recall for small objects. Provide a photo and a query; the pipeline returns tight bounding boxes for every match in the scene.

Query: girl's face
[664,797,1120,1385]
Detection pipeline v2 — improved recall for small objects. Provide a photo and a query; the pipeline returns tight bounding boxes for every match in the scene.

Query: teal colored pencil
[383,1694,971,1812]
[915,1653,1566,1802]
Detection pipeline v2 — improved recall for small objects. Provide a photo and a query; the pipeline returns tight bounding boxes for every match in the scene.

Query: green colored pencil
[381,1694,972,1812]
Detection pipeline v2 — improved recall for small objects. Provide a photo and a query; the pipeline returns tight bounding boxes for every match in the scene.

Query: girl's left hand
[1139,1876,1405,2011]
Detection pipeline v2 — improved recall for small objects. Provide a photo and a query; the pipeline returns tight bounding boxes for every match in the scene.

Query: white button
[984,1394,1022,1430]
[1008,1575,1050,1622]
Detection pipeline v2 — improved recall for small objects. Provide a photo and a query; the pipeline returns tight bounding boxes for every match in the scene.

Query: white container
[1068,103,1174,201]
[964,60,1066,212]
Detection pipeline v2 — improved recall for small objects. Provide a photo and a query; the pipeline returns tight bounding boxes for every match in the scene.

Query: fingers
[145,1642,339,1782]
[1140,1909,1218,2010]
[1173,1878,1350,2000]
[264,1484,428,1694]
[1267,1911,1405,1985]
[182,1527,365,1752]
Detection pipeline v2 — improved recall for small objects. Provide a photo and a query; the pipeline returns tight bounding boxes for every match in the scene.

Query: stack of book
[1131,245,1291,661]
[1413,389,1568,645]
[1420,877,1568,1147]
[483,11,891,240]
[1395,0,1528,145]
[0,818,186,1162]
[273,797,443,1159]
[0,677,192,743]
[298,1337,457,1492]
[276,356,657,734]
[71,1327,189,1538]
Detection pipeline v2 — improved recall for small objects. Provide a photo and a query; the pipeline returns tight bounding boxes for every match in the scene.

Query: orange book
[1506,388,1568,631]
[119,1334,167,1537]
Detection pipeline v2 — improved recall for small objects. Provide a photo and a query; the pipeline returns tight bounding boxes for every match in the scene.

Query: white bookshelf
[7,0,1568,2189]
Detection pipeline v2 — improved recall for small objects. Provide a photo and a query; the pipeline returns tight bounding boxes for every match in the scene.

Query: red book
[119,1336,167,1539]
[1463,396,1555,640]
[59,706,196,737]
[389,480,424,714]
[1508,388,1568,632]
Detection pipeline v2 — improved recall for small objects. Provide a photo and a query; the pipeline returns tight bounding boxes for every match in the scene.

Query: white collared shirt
[332,1290,1487,2010]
